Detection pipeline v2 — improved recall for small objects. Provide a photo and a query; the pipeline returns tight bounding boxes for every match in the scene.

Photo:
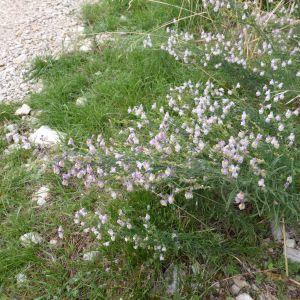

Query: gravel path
[0,0,93,102]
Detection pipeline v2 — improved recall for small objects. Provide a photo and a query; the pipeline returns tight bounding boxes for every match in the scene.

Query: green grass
[0,0,299,298]
[82,0,204,33]
[30,48,201,140]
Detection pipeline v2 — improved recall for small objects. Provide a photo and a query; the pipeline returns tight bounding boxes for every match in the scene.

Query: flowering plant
[54,0,299,260]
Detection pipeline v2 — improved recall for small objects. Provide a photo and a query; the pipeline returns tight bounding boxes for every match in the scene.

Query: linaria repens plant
[54,0,299,260]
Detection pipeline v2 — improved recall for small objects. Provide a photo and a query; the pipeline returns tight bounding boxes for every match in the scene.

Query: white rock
[15,104,31,116]
[83,251,100,261]
[80,45,91,52]
[233,276,249,289]
[49,239,58,245]
[79,40,93,52]
[20,232,43,247]
[286,239,296,249]
[77,26,85,33]
[230,284,241,296]
[16,273,27,285]
[286,248,300,263]
[33,185,49,206]
[120,15,127,21]
[15,54,27,64]
[29,126,61,147]
[76,96,87,107]
[236,293,254,300]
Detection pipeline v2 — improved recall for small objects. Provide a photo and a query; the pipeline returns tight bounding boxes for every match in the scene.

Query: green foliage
[82,0,204,33]
[30,47,201,140]
[1,0,299,298]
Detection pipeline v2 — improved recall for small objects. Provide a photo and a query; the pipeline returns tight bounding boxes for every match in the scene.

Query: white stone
[20,232,43,247]
[236,293,254,300]
[83,251,100,261]
[80,44,91,52]
[286,248,300,263]
[49,239,58,245]
[286,239,296,249]
[76,96,87,107]
[16,273,27,285]
[15,104,31,115]
[29,126,61,147]
[79,40,93,52]
[77,26,85,33]
[33,185,49,206]
[15,54,27,64]
[233,276,249,289]
[230,284,241,296]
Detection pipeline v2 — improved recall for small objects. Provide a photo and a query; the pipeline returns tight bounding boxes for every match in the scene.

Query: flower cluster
[54,76,297,257]
[4,123,31,153]
[160,1,299,79]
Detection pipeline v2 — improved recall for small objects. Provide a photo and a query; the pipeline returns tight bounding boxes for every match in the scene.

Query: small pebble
[33,185,49,206]
[286,247,300,263]
[20,232,43,247]
[236,293,254,300]
[15,104,31,115]
[16,273,27,285]
[233,276,249,289]
[286,238,296,249]
[29,126,62,147]
[83,251,100,261]
[230,284,241,296]
[76,96,87,107]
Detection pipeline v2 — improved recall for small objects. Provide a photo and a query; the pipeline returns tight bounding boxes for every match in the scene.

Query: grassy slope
[0,0,299,298]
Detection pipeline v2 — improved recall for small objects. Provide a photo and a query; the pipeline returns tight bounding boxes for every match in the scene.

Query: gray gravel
[0,0,95,102]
